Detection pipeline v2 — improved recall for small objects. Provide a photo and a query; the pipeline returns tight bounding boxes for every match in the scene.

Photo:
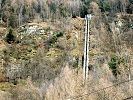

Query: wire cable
[67,78,133,100]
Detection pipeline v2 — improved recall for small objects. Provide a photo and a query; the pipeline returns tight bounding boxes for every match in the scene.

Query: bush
[99,1,111,12]
[0,82,15,91]
[8,14,18,28]
[5,28,16,44]
[53,31,63,37]
[47,31,64,46]
[49,2,57,14]
[108,54,120,78]
[72,57,79,68]
[80,0,93,17]
[59,3,68,18]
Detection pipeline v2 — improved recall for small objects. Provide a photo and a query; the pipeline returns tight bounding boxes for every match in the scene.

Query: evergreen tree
[5,28,16,44]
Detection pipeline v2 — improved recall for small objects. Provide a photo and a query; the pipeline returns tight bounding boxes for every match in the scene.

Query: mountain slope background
[0,0,133,100]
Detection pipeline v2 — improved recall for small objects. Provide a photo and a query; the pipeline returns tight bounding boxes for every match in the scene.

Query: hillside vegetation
[0,0,133,100]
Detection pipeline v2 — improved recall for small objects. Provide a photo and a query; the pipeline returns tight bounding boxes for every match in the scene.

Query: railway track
[83,14,91,81]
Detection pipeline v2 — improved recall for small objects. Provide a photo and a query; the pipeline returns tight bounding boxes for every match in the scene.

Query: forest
[0,0,133,28]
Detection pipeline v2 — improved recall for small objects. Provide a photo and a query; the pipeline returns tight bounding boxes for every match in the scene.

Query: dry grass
[0,40,6,51]
[0,64,132,100]
[45,65,84,100]
[0,90,12,100]
[43,63,133,100]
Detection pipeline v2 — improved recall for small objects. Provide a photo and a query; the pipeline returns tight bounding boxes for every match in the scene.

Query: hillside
[0,0,133,100]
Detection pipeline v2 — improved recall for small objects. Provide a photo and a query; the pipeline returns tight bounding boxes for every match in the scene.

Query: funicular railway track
[83,14,91,81]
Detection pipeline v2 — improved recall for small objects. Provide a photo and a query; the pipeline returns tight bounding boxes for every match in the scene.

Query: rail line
[83,14,91,81]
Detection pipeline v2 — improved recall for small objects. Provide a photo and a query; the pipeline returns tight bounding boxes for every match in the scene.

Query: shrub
[72,57,79,68]
[47,31,64,46]
[49,36,57,45]
[49,2,57,14]
[53,31,63,37]
[108,54,120,78]
[0,82,15,91]
[59,3,68,18]
[5,28,16,44]
[99,1,111,12]
[80,0,93,17]
[8,14,18,28]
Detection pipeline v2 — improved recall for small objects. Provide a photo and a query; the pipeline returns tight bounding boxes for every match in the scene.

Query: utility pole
[83,14,91,81]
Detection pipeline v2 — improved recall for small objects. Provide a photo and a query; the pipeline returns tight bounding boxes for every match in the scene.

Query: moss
[0,82,15,91]
[17,79,27,86]
[46,48,62,58]
[89,49,97,57]
[71,48,80,56]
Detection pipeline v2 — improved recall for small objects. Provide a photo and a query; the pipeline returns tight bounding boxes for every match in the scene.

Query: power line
[67,78,133,100]
[123,96,133,100]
